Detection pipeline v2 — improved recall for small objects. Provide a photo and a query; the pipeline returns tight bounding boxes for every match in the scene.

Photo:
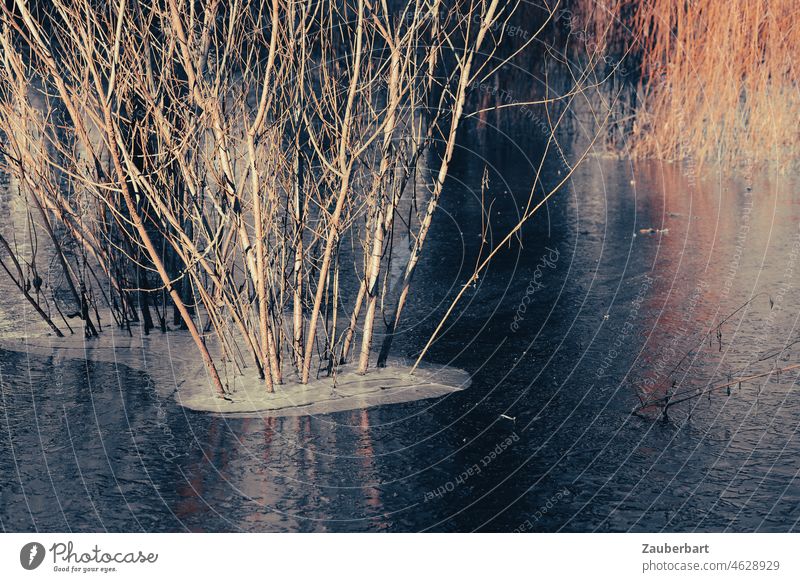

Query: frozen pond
[2,114,800,532]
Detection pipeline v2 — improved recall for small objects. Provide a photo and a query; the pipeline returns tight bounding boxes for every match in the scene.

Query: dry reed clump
[572,0,800,168]
[0,0,541,397]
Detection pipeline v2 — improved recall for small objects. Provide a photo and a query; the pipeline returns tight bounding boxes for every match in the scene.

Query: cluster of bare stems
[0,0,554,397]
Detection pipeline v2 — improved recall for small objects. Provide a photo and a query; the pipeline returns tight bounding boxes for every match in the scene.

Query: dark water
[2,114,800,532]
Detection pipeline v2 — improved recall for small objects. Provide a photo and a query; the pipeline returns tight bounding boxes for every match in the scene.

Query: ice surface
[0,326,469,418]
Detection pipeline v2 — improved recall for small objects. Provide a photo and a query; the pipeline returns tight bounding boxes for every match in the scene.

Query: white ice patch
[0,327,470,418]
